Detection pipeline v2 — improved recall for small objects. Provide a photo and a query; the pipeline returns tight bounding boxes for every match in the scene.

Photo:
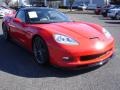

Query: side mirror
[13,18,22,23]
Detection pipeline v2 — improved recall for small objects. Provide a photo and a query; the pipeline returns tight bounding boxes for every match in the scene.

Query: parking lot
[0,13,120,90]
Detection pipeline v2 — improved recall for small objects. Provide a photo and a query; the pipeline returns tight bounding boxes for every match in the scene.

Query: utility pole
[63,0,67,6]
[90,0,93,4]
[105,0,110,5]
[44,0,47,6]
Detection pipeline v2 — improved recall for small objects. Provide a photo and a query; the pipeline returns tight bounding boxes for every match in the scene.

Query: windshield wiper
[30,20,72,24]
[30,21,51,24]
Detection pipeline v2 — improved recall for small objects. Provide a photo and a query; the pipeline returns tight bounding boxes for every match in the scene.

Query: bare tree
[69,0,75,11]
[4,0,11,5]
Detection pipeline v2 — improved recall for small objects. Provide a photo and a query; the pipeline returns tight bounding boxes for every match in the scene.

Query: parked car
[2,7,115,69]
[78,4,87,10]
[116,11,120,20]
[0,6,15,18]
[107,7,120,19]
[101,4,116,17]
[87,4,97,10]
[94,7,101,15]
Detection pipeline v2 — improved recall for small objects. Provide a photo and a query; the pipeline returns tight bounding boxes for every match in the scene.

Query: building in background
[64,0,111,7]
[30,0,111,7]
[1,0,116,8]
[0,0,30,7]
[0,0,2,3]
[0,0,9,6]
[29,0,62,8]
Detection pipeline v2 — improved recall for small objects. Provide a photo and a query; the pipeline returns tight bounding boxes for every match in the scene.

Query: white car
[0,6,14,18]
[78,4,87,10]
[107,7,120,19]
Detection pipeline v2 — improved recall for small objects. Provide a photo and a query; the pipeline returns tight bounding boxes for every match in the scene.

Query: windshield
[27,9,72,24]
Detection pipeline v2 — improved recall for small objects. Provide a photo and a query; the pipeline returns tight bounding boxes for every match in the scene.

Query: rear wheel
[33,36,49,65]
[2,23,10,40]
[102,13,107,17]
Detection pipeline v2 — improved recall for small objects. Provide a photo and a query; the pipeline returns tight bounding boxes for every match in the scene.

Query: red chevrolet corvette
[2,7,115,69]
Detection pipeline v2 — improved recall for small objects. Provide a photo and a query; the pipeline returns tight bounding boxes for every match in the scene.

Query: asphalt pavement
[0,13,120,90]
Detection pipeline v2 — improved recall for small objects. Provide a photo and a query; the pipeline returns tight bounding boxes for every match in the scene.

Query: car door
[10,10,28,46]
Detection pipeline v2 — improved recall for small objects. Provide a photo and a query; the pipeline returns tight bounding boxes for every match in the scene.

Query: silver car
[107,6,120,19]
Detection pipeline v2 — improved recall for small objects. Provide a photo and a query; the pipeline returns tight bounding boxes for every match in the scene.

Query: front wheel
[33,36,49,65]
[116,13,120,20]
[2,23,10,40]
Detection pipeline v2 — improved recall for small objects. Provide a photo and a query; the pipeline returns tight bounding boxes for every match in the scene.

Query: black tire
[116,13,120,20]
[111,17,115,20]
[102,13,107,17]
[2,23,10,40]
[33,36,49,65]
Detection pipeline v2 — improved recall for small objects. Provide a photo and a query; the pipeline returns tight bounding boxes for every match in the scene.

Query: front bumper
[73,54,114,69]
[107,13,116,17]
[48,38,115,68]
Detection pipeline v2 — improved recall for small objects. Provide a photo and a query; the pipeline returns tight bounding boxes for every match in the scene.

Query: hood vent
[89,37,99,39]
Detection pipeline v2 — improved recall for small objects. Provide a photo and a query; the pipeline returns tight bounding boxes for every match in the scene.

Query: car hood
[110,8,120,11]
[32,22,104,40]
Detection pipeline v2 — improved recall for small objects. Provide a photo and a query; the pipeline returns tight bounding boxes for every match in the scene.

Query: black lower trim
[75,54,114,70]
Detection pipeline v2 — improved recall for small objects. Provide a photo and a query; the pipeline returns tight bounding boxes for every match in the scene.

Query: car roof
[19,7,54,11]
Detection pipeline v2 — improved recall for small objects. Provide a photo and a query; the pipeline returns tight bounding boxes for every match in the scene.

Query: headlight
[54,34,79,45]
[102,28,111,38]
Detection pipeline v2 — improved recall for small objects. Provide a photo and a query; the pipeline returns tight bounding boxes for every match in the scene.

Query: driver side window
[16,11,25,22]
